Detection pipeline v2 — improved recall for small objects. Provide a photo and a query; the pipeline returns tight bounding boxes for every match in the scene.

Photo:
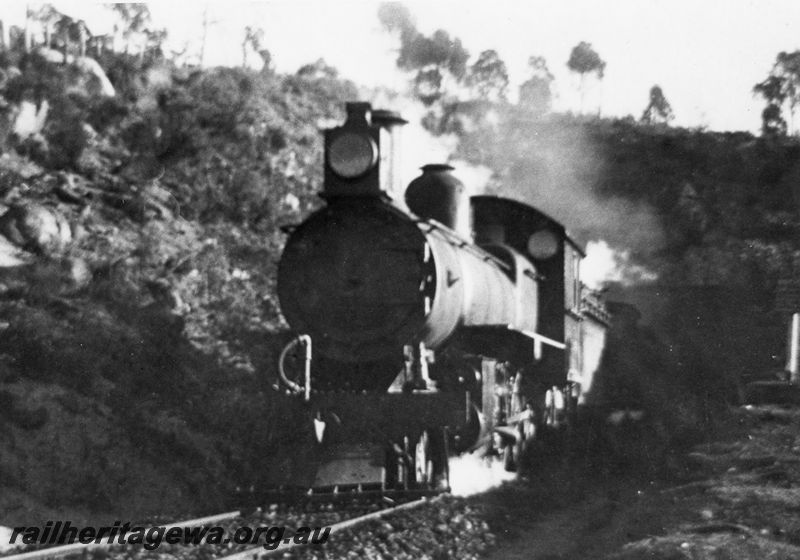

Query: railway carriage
[274,102,609,490]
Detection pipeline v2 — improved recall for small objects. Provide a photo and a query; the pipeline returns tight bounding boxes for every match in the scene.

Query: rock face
[0,234,31,267]
[72,57,116,98]
[12,100,49,139]
[0,203,72,255]
[58,256,92,293]
[0,204,89,293]
[33,49,116,98]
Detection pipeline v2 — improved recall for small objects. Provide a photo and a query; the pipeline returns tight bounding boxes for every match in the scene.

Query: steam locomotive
[275,102,609,490]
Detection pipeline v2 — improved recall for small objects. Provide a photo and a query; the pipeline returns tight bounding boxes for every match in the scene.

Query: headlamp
[328,132,378,178]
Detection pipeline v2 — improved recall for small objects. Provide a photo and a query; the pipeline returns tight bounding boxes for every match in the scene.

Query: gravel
[283,496,495,560]
[3,496,498,560]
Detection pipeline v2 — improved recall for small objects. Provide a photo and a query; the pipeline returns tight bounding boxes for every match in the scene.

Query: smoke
[493,119,659,246]
[583,240,657,289]
[374,3,662,281]
[372,3,494,195]
[478,115,665,283]
[377,2,469,80]
[450,159,493,196]
[368,90,492,195]
[377,2,415,38]
[448,453,515,496]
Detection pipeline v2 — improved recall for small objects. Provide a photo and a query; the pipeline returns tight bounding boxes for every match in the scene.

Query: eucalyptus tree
[378,2,469,106]
[754,51,800,135]
[466,49,509,101]
[641,85,674,125]
[567,41,606,114]
[518,55,554,116]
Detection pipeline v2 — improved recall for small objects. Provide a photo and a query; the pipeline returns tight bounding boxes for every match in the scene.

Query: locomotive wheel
[414,430,434,485]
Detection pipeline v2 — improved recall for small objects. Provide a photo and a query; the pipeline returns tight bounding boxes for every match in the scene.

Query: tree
[403,29,469,105]
[0,19,8,51]
[296,58,340,82]
[641,85,674,125]
[242,26,270,70]
[378,2,469,106]
[754,51,800,135]
[466,49,509,101]
[200,7,210,66]
[242,26,260,68]
[75,19,90,57]
[32,4,62,49]
[143,28,167,62]
[53,15,91,62]
[567,41,606,114]
[23,5,32,53]
[413,67,443,105]
[106,4,166,61]
[518,55,554,116]
[109,3,151,54]
[761,103,788,137]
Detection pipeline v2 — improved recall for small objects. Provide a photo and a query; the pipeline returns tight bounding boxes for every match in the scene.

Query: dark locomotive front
[274,102,608,489]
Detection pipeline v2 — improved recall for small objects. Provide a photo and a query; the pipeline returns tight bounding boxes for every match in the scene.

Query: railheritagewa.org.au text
[9,521,331,551]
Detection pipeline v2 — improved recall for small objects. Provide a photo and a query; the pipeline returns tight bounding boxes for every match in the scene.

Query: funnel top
[421,163,454,172]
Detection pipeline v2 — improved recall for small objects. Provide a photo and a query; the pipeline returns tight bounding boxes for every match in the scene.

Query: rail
[217,497,433,560]
[2,492,438,560]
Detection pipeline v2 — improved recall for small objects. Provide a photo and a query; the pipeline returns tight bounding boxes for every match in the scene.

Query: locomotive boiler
[274,102,609,490]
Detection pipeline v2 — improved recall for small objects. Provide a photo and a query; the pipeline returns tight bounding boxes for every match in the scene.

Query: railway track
[1,493,437,560]
[218,497,433,560]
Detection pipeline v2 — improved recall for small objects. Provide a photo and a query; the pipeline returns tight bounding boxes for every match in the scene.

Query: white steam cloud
[583,240,658,289]
[448,453,515,496]
[450,159,493,196]
[368,90,492,195]
[487,116,664,279]
[369,84,662,290]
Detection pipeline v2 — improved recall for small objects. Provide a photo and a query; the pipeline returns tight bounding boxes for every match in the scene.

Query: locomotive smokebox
[405,164,471,239]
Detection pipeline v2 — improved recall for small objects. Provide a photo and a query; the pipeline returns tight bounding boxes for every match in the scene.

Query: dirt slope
[479,404,800,560]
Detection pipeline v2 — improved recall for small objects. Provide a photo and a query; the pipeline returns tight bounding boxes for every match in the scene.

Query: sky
[4,0,800,132]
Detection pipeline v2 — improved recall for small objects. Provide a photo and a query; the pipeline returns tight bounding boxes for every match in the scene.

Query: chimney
[372,109,407,202]
[405,164,472,239]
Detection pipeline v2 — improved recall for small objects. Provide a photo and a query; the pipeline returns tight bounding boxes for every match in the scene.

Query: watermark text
[9,521,331,551]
